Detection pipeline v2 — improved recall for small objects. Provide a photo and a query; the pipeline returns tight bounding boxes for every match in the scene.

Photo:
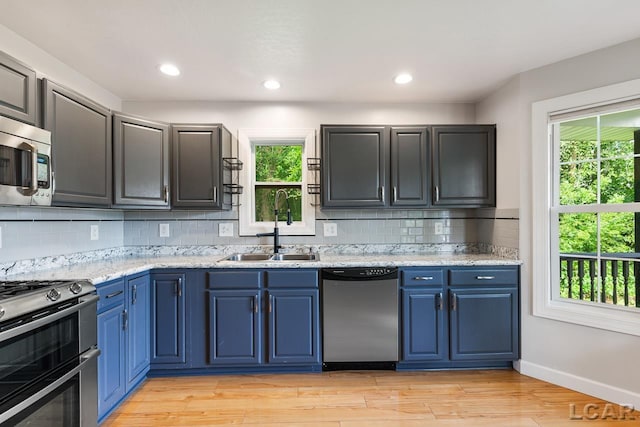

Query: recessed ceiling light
[394,73,413,85]
[263,79,281,90]
[159,63,180,77]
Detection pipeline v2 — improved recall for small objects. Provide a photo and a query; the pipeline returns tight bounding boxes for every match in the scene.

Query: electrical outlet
[324,222,338,237]
[434,221,443,235]
[90,225,99,241]
[219,223,234,237]
[159,223,170,237]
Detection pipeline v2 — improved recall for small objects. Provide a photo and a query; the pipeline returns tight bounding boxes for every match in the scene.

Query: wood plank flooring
[102,370,639,426]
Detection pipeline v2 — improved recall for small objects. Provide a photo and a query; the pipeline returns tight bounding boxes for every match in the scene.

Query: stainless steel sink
[222,253,319,262]
[223,253,273,261]
[270,253,319,261]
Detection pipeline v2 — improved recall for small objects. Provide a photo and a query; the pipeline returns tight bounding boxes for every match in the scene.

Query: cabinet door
[43,79,112,207]
[322,125,388,207]
[208,289,261,365]
[390,127,430,206]
[97,305,125,420]
[432,125,495,207]
[0,51,36,125]
[267,289,320,364]
[113,113,170,207]
[449,287,518,361]
[151,273,186,364]
[172,124,224,208]
[126,274,150,387]
[401,288,446,361]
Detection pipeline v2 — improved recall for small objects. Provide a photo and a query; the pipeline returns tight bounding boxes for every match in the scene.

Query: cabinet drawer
[267,270,318,288]
[449,268,518,286]
[208,270,262,289]
[96,279,125,313]
[401,269,445,286]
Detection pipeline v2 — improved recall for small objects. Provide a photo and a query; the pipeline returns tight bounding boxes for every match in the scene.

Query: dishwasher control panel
[322,267,398,281]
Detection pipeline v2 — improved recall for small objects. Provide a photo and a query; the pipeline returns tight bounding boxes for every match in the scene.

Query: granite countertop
[6,253,521,284]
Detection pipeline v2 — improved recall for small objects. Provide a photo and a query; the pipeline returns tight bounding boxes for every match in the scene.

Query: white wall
[0,24,121,110]
[477,37,640,406]
[122,101,476,134]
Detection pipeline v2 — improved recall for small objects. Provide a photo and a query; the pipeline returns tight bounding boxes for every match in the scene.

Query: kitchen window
[238,129,316,236]
[532,79,640,336]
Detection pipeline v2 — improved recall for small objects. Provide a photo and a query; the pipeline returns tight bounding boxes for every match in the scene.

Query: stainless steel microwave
[0,116,52,206]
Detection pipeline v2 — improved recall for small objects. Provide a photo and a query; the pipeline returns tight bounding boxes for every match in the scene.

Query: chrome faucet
[256,189,292,253]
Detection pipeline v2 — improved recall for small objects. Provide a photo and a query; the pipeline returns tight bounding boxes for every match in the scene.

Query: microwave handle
[19,141,38,196]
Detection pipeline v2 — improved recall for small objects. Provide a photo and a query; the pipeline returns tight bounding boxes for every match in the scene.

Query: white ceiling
[2,0,640,103]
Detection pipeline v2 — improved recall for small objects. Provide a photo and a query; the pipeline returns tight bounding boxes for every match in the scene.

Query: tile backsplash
[0,206,518,263]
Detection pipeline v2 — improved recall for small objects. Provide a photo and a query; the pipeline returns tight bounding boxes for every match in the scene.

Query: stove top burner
[0,281,73,299]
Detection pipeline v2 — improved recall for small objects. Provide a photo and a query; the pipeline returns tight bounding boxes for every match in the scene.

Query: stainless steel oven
[0,280,98,426]
[0,116,52,206]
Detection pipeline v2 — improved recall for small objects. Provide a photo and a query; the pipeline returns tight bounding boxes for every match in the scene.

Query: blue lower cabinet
[449,287,519,361]
[97,303,126,420]
[126,274,151,386]
[208,289,262,365]
[97,274,151,422]
[151,273,187,364]
[268,289,320,364]
[401,288,446,361]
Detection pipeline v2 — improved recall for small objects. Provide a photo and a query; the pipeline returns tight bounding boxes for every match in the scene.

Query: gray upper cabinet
[43,79,112,207]
[113,113,170,208]
[171,124,232,209]
[321,125,388,208]
[390,126,430,207]
[432,125,496,207]
[0,51,36,125]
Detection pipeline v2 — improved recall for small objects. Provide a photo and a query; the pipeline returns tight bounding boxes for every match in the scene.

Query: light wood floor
[102,370,638,426]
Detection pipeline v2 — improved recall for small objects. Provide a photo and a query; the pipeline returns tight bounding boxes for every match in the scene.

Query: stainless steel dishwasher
[322,267,399,369]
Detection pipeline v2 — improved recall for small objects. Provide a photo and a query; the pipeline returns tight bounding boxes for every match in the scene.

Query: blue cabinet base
[149,364,322,377]
[97,375,146,424]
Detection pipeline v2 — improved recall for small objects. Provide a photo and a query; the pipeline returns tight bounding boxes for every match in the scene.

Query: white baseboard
[518,360,640,409]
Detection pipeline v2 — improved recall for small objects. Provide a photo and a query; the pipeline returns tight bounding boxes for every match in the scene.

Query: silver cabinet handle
[435,186,440,202]
[105,290,123,299]
[450,293,457,311]
[122,309,128,331]
[131,284,137,305]
[213,186,218,203]
[413,276,434,281]
[253,295,258,313]
[164,185,169,203]
[437,292,444,311]
[177,277,183,297]
[393,187,397,202]
[380,186,385,203]
[476,276,496,280]
[268,294,273,313]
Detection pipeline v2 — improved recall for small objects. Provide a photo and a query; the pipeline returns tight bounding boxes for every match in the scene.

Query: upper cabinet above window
[0,51,36,125]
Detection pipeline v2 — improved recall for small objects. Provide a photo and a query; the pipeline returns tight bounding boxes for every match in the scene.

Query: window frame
[238,128,316,236]
[532,78,640,337]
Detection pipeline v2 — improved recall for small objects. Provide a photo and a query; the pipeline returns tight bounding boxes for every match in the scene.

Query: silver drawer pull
[476,276,496,280]
[413,276,434,281]
[105,290,123,299]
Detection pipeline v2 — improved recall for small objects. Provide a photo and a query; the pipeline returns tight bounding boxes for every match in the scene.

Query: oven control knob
[47,288,62,301]
[69,282,83,294]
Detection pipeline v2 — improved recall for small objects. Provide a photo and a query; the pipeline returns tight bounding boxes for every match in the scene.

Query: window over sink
[238,129,316,236]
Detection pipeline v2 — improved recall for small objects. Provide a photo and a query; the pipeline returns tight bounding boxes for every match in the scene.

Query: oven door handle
[0,294,99,342]
[0,347,100,424]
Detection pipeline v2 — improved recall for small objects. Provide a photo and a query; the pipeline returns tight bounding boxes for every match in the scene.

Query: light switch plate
[90,225,99,241]
[219,223,234,237]
[324,222,338,237]
[159,223,170,237]
[434,222,443,235]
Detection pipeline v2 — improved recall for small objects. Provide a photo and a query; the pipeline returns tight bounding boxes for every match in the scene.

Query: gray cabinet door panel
[322,126,387,207]
[390,127,429,206]
[43,79,112,207]
[432,125,495,207]
[172,125,226,208]
[0,51,36,125]
[113,113,169,207]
